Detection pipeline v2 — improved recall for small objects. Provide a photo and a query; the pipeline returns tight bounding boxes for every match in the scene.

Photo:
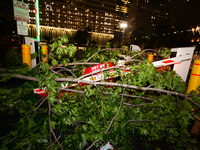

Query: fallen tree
[0,35,200,150]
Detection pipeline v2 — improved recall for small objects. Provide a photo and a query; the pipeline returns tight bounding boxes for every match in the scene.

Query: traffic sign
[13,0,29,22]
[17,20,28,35]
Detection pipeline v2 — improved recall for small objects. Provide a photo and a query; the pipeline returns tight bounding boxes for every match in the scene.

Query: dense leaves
[0,35,200,150]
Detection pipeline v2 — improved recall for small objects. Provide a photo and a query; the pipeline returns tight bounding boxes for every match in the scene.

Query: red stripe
[35,8,37,14]
[162,60,174,64]
[194,63,200,66]
[22,53,31,55]
[192,73,200,76]
[22,48,30,50]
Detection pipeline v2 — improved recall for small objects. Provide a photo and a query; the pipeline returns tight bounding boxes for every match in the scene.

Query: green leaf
[51,59,58,66]
[48,97,57,104]
[82,125,87,131]
[51,121,56,130]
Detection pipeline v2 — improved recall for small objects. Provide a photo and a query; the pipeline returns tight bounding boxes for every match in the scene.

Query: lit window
[58,20,60,22]
[63,5,65,8]
[75,8,77,10]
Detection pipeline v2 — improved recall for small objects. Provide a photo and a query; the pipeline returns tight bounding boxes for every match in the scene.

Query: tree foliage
[0,35,200,150]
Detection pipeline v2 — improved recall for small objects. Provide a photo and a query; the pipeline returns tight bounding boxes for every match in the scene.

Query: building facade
[123,0,170,48]
[169,0,200,44]
[127,0,169,36]
[25,0,117,45]
[114,0,130,40]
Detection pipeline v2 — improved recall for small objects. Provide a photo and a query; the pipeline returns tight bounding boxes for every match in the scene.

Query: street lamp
[120,22,127,46]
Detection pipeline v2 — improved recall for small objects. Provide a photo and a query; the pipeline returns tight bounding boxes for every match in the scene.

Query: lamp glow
[120,23,127,28]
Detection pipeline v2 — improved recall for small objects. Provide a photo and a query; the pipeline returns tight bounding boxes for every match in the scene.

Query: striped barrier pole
[35,0,40,42]
[187,59,200,94]
[22,44,31,68]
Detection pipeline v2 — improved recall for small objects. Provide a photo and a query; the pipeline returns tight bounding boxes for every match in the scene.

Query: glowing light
[192,28,195,35]
[196,26,200,34]
[120,23,127,28]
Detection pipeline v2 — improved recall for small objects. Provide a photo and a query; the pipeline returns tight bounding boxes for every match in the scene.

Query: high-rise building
[127,0,169,36]
[169,0,200,31]
[169,0,200,45]
[25,0,117,45]
[115,0,130,40]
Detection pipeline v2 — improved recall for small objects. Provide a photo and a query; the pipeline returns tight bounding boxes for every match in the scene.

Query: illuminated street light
[192,26,200,35]
[196,26,200,34]
[120,23,127,28]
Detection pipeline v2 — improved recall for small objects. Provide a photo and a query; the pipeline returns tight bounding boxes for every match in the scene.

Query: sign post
[13,0,29,40]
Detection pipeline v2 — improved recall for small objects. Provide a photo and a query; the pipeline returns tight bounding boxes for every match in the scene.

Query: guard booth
[24,37,40,68]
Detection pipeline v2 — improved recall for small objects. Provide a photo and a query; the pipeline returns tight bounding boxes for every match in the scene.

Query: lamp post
[120,22,127,46]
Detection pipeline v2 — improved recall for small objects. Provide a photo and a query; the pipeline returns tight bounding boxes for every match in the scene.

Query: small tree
[74,28,91,49]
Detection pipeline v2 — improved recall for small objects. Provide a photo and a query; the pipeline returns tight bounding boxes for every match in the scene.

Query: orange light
[90,77,96,80]
[123,70,130,73]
